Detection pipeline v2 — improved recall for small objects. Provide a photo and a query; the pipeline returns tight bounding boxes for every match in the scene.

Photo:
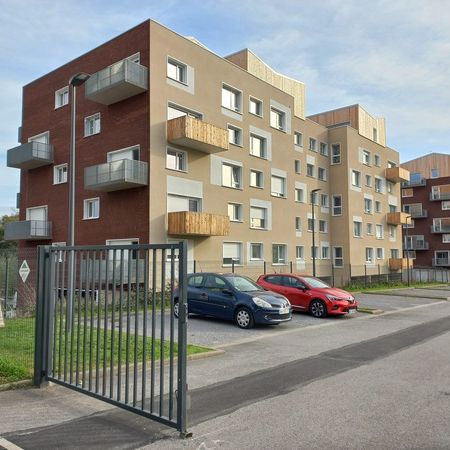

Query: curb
[0,379,33,392]
[188,349,225,361]
[357,307,384,315]
[361,291,450,301]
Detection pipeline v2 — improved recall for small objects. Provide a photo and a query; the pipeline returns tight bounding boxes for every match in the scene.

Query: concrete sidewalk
[1,300,449,449]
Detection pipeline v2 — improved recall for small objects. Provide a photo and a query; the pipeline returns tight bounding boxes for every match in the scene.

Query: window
[107,145,139,162]
[250,243,263,260]
[367,223,373,235]
[295,217,302,232]
[167,58,187,83]
[294,160,301,174]
[55,86,69,108]
[296,246,304,260]
[308,218,315,232]
[375,178,383,193]
[167,194,200,212]
[366,175,372,187]
[250,134,267,158]
[309,138,317,152]
[321,246,329,259]
[365,248,374,264]
[376,224,384,239]
[431,168,439,178]
[250,206,266,229]
[352,170,361,187]
[353,221,362,237]
[362,149,371,165]
[271,175,286,198]
[373,128,378,142]
[311,191,319,205]
[249,97,263,116]
[270,107,285,131]
[295,188,305,203]
[442,201,450,210]
[388,225,396,240]
[222,84,241,112]
[319,142,328,156]
[364,198,373,214]
[391,249,400,259]
[223,242,242,265]
[222,163,242,189]
[311,246,319,259]
[228,125,243,146]
[294,132,303,147]
[166,148,187,171]
[84,113,101,137]
[319,220,327,233]
[332,195,342,216]
[333,247,343,267]
[272,244,287,264]
[228,203,242,222]
[376,248,384,260]
[53,164,67,184]
[442,234,450,243]
[318,167,327,181]
[375,201,382,213]
[306,164,314,177]
[167,103,202,120]
[331,144,341,164]
[387,181,394,194]
[389,204,396,213]
[83,198,99,219]
[374,154,381,166]
[250,169,264,188]
[320,194,329,208]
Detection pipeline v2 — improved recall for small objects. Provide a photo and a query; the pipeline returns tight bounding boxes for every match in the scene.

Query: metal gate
[34,242,189,435]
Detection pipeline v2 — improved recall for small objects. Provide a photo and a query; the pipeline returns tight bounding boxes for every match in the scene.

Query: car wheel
[235,307,254,329]
[173,300,180,318]
[309,299,327,318]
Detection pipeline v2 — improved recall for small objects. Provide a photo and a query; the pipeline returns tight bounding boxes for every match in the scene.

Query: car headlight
[253,297,273,308]
[326,294,344,301]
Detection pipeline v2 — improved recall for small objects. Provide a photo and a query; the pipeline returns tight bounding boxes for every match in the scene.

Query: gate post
[34,246,51,387]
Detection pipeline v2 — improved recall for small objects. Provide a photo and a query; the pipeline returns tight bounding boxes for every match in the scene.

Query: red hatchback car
[257,274,358,318]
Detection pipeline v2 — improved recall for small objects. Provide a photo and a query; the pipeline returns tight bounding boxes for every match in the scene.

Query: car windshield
[302,277,330,289]
[226,276,261,292]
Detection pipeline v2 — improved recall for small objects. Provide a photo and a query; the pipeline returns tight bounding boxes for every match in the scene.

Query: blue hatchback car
[174,273,292,329]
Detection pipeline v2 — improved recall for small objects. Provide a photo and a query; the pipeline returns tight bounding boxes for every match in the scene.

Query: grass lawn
[345,281,448,293]
[0,317,212,385]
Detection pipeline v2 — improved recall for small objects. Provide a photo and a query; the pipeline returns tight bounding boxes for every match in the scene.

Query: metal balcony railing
[7,141,53,169]
[430,191,450,201]
[4,220,52,240]
[433,258,450,267]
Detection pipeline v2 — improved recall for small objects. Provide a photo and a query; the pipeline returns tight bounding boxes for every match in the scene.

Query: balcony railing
[167,211,230,236]
[431,222,450,233]
[406,241,429,250]
[409,208,427,219]
[85,59,148,105]
[433,258,450,267]
[7,141,53,169]
[167,115,229,154]
[84,159,148,192]
[386,212,409,226]
[385,167,409,183]
[401,178,426,188]
[4,220,52,240]
[430,191,450,201]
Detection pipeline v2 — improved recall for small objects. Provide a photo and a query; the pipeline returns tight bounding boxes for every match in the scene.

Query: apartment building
[5,19,407,279]
[401,153,450,267]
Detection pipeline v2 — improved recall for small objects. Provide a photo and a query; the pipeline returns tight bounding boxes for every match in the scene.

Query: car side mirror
[221,288,233,296]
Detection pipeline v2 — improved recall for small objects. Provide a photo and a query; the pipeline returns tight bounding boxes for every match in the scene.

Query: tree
[0,213,19,251]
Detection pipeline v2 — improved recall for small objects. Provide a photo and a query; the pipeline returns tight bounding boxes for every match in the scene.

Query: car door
[186,275,207,314]
[262,275,286,295]
[283,276,310,310]
[202,275,235,319]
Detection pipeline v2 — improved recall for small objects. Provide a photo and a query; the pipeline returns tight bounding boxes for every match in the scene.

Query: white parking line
[0,438,23,450]
[215,301,448,349]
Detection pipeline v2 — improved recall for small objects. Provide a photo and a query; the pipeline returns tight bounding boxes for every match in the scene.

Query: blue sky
[1,0,449,215]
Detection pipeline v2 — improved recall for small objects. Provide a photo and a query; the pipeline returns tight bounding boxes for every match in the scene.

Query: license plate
[348,308,356,315]
[279,307,290,315]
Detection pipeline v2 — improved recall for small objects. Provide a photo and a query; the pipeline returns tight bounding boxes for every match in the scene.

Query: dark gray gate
[34,242,189,435]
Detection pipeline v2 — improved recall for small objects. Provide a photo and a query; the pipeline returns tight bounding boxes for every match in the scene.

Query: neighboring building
[401,153,450,267]
[5,19,407,281]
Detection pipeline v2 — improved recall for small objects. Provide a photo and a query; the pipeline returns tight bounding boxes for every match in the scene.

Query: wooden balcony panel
[385,167,409,183]
[167,116,229,154]
[386,212,409,225]
[168,211,230,236]
[389,258,412,271]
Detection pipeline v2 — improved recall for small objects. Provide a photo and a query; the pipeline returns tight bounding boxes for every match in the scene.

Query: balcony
[430,190,450,201]
[385,167,409,183]
[433,258,450,267]
[386,212,409,225]
[85,59,148,105]
[167,211,230,236]
[431,221,450,233]
[7,141,53,170]
[84,159,148,192]
[407,241,429,251]
[388,258,412,271]
[401,178,426,188]
[167,115,229,154]
[4,220,52,241]
[409,208,427,219]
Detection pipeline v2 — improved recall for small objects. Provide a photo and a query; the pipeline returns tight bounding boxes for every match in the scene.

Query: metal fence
[34,243,189,434]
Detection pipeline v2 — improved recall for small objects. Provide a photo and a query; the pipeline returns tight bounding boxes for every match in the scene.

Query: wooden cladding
[389,258,413,271]
[386,212,409,225]
[167,116,229,154]
[385,167,410,183]
[168,211,230,236]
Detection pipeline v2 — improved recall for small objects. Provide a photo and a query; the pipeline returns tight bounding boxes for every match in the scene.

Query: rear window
[265,275,283,285]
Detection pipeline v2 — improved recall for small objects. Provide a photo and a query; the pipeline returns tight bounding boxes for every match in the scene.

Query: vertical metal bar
[231,259,235,274]
[88,251,96,391]
[150,249,157,413]
[82,250,89,389]
[52,250,60,378]
[160,248,166,416]
[177,240,189,435]
[75,252,84,387]
[69,250,77,385]
[331,264,335,287]
[141,249,149,411]
[63,252,70,383]
[4,256,9,306]
[264,261,266,275]
[95,250,103,394]
[169,246,175,420]
[133,248,139,407]
[193,259,196,273]
[110,249,116,399]
[117,249,124,402]
[125,248,132,404]
[290,261,293,273]
[102,249,110,397]
[57,252,64,379]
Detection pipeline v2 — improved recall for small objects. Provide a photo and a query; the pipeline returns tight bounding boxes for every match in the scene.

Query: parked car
[173,273,292,329]
[256,274,358,318]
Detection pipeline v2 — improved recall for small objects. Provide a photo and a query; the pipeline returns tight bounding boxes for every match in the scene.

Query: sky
[1,0,449,216]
